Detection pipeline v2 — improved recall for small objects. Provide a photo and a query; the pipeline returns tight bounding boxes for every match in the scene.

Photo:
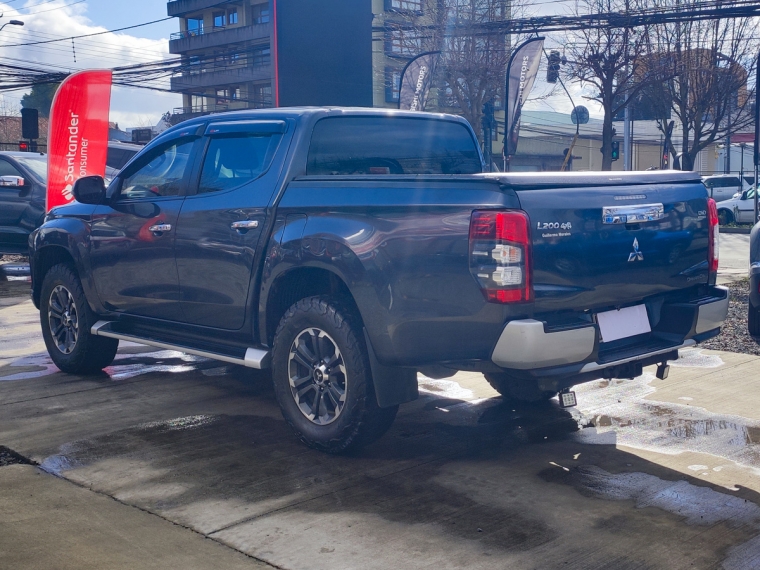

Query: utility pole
[624,66,632,171]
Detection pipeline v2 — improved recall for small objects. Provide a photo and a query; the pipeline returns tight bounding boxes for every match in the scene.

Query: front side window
[198,134,279,194]
[119,139,196,199]
[0,159,23,179]
[307,117,482,175]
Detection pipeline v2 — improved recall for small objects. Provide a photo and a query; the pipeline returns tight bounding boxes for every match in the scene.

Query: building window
[253,84,273,108]
[186,17,203,35]
[216,88,230,104]
[253,4,270,24]
[386,29,421,56]
[251,46,271,67]
[228,8,239,24]
[385,0,423,12]
[385,68,401,103]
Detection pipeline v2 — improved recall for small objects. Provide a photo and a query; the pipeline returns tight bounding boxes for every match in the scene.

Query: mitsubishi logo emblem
[628,238,644,262]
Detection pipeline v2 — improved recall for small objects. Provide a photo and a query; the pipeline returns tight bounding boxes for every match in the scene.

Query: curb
[720,226,752,234]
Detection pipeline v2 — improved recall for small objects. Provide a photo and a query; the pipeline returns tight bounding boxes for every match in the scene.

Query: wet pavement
[4,294,760,568]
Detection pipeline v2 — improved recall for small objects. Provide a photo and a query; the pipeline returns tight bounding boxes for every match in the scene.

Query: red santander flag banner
[47,70,113,211]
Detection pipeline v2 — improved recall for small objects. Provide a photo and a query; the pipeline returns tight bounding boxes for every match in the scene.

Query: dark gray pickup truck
[29,108,728,452]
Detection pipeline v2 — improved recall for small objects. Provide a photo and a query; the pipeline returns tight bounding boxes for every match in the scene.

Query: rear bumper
[491,286,729,390]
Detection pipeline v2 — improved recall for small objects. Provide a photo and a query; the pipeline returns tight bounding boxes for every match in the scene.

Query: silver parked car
[716,185,758,225]
[702,174,752,203]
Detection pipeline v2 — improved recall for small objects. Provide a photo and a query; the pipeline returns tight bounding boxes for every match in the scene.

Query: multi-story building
[168,0,275,123]
[167,0,374,123]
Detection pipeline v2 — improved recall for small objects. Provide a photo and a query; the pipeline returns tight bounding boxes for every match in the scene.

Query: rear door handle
[231,220,259,230]
[149,223,172,233]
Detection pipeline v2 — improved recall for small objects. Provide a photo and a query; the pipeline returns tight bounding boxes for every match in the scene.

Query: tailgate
[513,180,710,313]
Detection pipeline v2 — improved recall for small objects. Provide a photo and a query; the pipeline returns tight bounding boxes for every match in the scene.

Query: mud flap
[363,329,418,408]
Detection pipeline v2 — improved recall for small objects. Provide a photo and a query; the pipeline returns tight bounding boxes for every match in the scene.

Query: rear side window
[198,134,279,194]
[306,117,483,175]
[107,148,137,170]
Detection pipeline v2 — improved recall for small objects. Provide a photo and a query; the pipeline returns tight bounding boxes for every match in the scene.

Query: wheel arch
[262,265,361,347]
[32,245,77,308]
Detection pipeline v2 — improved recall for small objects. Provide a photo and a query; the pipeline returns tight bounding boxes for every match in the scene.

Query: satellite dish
[571,106,589,125]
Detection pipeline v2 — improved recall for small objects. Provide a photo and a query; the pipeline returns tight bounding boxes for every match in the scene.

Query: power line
[0,16,173,48]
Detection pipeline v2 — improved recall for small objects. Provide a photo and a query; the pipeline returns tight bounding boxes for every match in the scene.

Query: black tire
[749,299,760,336]
[40,263,118,374]
[485,372,557,403]
[718,209,734,226]
[271,296,398,453]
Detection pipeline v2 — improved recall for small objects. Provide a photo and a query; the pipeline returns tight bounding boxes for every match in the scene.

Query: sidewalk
[0,464,271,570]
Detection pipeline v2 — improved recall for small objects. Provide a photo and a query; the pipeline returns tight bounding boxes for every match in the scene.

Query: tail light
[707,198,719,274]
[469,210,532,303]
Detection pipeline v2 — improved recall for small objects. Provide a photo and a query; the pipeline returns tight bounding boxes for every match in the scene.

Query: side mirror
[742,190,749,200]
[0,175,24,187]
[72,175,106,205]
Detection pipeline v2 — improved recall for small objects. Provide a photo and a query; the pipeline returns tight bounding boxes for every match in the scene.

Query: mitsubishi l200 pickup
[29,108,728,452]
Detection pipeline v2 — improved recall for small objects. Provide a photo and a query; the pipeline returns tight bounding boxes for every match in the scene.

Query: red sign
[47,70,112,211]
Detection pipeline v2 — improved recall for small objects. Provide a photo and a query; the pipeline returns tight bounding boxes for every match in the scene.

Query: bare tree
[561,0,654,170]
[381,0,512,143]
[648,0,758,171]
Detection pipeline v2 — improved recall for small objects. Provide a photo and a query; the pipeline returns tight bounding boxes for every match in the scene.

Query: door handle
[148,223,172,233]
[231,220,259,231]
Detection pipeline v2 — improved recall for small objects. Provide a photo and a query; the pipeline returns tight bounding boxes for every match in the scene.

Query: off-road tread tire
[749,299,760,336]
[40,263,118,374]
[485,372,557,403]
[271,295,398,454]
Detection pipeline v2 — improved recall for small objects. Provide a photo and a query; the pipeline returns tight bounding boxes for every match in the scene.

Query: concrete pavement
[718,233,750,284]
[0,464,270,570]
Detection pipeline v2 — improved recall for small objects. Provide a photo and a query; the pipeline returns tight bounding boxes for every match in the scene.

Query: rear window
[306,117,483,176]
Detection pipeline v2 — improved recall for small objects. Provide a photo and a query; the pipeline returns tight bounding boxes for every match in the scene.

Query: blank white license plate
[596,304,651,343]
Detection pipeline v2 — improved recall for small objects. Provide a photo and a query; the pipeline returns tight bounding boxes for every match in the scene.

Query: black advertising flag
[504,37,544,157]
[399,51,441,112]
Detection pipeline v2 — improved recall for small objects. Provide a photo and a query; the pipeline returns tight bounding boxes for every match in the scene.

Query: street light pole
[0,19,24,34]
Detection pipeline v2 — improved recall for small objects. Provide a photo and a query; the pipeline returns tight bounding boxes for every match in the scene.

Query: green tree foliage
[21,83,60,118]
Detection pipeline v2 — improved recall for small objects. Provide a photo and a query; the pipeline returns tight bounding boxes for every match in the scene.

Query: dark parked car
[0,151,47,255]
[29,108,728,453]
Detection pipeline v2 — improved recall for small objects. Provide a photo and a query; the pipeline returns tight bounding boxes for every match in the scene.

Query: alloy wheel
[48,285,79,354]
[288,327,347,425]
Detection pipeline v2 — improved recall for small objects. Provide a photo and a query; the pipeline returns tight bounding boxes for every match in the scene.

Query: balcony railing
[170,25,228,41]
[169,23,271,54]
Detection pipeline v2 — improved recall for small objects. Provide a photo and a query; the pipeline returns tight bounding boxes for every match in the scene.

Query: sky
[0,0,181,127]
[0,0,594,129]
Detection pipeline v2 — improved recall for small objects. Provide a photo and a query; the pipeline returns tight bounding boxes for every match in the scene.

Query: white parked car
[702,174,752,202]
[715,185,758,225]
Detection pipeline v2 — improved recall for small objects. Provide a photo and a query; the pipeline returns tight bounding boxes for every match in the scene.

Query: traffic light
[21,108,39,140]
[18,141,28,152]
[547,50,561,83]
[611,141,620,161]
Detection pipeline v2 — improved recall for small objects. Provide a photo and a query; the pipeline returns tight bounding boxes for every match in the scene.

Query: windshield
[14,155,47,182]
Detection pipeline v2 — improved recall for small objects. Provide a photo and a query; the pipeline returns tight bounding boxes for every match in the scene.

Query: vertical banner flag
[399,51,441,111]
[504,37,544,158]
[47,70,113,211]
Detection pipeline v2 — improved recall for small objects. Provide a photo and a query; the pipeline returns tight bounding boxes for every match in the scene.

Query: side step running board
[91,321,270,369]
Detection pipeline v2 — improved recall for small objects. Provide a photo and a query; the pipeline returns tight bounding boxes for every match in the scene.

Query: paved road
[3,291,760,569]
[719,232,750,284]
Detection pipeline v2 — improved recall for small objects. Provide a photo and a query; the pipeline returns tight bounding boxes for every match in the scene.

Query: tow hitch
[656,362,670,380]
[559,389,577,408]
